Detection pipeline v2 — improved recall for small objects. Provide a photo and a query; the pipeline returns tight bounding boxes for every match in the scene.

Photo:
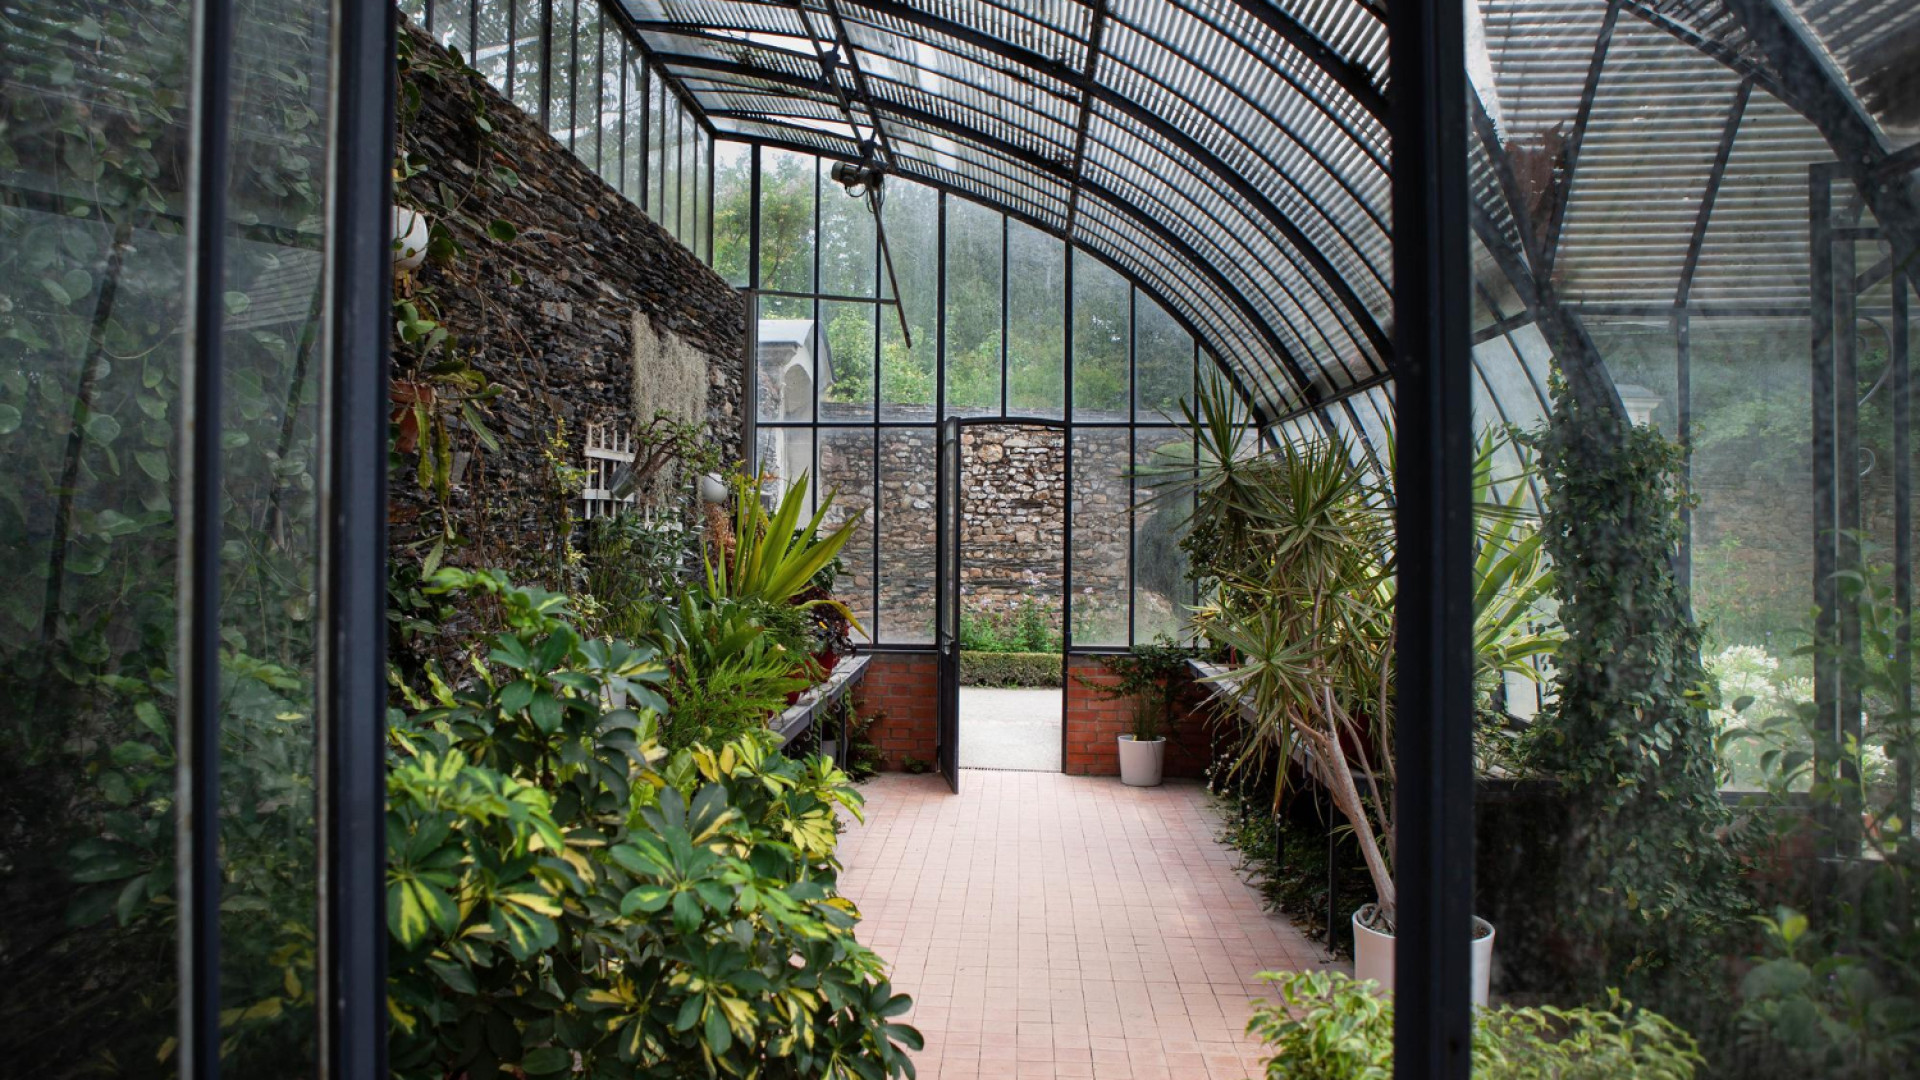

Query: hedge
[959,650,1062,688]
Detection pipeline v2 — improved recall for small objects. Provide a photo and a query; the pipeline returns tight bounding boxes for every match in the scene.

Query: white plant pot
[699,473,729,504]
[1352,906,1496,1007]
[1117,735,1165,787]
[392,207,430,271]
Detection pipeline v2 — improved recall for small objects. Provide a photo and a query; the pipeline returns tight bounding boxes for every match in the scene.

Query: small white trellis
[581,421,636,520]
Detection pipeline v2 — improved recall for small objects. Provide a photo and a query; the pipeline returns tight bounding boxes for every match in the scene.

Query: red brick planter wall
[852,652,939,770]
[1063,656,1212,779]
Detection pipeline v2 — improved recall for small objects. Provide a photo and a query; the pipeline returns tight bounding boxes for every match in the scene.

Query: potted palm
[1082,640,1202,787]
[1163,380,1552,1004]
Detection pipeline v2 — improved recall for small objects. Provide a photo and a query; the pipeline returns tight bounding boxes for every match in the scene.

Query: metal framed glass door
[936,416,962,792]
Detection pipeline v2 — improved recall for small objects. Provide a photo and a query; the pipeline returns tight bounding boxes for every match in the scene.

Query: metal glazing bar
[538,0,552,129]
[726,131,1276,428]
[1676,79,1752,308]
[180,0,234,1065]
[1063,0,1110,239]
[1811,163,1842,848]
[1675,310,1692,595]
[1722,0,1920,264]
[1895,270,1912,838]
[318,0,395,1072]
[1542,0,1620,277]
[1836,193,1865,844]
[819,0,898,162]
[1388,0,1476,1074]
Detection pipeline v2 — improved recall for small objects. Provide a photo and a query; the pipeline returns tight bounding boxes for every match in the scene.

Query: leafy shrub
[388,569,919,1079]
[1734,907,1919,1076]
[1248,970,1703,1080]
[958,598,1061,654]
[959,651,1062,688]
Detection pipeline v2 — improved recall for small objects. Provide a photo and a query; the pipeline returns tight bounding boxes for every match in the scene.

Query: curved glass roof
[618,0,1920,429]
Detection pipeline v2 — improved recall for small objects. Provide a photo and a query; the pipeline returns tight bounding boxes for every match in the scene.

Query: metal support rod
[1895,270,1913,838]
[1811,164,1842,847]
[180,0,235,1066]
[1388,0,1476,1073]
[1676,310,1693,596]
[318,0,396,1073]
[1837,197,1864,847]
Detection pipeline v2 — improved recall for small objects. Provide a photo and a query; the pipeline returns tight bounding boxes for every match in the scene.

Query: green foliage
[389,570,920,1079]
[710,472,864,632]
[1734,907,1920,1076]
[1520,374,1746,1003]
[1248,971,1704,1080]
[1212,791,1370,953]
[582,511,698,639]
[654,589,810,752]
[959,651,1063,688]
[958,597,1061,654]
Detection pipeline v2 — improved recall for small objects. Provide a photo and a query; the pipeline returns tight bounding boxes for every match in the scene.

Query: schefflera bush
[387,569,920,1079]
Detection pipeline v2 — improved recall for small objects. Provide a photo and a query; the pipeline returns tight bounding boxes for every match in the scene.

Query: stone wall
[389,19,744,576]
[812,421,1130,637]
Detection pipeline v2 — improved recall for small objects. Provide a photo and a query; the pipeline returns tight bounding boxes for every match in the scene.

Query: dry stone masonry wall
[389,20,744,575]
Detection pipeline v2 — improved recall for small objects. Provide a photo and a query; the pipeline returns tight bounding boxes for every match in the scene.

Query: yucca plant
[1470,430,1561,699]
[707,471,866,634]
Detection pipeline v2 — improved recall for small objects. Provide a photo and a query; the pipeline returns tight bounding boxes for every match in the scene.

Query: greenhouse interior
[3,0,1919,1075]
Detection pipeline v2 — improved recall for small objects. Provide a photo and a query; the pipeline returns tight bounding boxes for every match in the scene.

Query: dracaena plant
[387,569,920,1080]
[709,471,866,633]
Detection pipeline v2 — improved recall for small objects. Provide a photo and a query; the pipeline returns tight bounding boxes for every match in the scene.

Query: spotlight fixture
[830,159,885,198]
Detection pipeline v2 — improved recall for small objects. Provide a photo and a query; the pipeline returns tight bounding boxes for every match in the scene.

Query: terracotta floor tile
[838,772,1343,1078]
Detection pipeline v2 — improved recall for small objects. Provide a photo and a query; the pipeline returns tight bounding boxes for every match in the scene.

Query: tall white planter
[1117,735,1165,787]
[1352,906,1496,1007]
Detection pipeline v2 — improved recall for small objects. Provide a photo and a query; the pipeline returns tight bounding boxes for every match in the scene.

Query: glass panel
[694,132,710,262]
[0,0,195,1067]
[662,103,681,240]
[510,0,542,117]
[1007,218,1065,418]
[877,428,938,643]
[622,53,644,204]
[1070,428,1129,647]
[1691,317,1815,723]
[545,0,575,148]
[472,0,510,93]
[1134,292,1193,424]
[648,70,665,220]
[756,427,814,514]
[1460,8,1916,1075]
[678,110,694,246]
[818,428,877,635]
[820,301,876,421]
[434,0,473,60]
[879,181,939,419]
[401,0,426,24]
[756,296,816,424]
[944,199,1002,417]
[1132,429,1192,644]
[571,1,601,174]
[713,141,751,286]
[819,159,876,297]
[757,148,815,297]
[219,3,329,1063]
[598,21,621,188]
[1072,250,1128,420]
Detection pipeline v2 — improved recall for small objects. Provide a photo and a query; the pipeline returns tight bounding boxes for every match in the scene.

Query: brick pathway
[838,770,1338,1080]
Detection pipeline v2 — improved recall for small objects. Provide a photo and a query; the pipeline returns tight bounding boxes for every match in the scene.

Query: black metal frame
[318,0,397,1073]
[1388,0,1476,1076]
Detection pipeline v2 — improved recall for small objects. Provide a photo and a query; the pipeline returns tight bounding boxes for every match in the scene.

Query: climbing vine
[1522,374,1747,1006]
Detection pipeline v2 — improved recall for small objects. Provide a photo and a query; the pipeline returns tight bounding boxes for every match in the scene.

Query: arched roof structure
[613,0,1920,434]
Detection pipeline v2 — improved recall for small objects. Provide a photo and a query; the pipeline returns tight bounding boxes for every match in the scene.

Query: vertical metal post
[1000,214,1010,418]
[1126,285,1137,646]
[318,0,395,1074]
[1836,209,1864,843]
[1388,0,1475,1074]
[1675,309,1693,595]
[1810,165,1840,843]
[1896,270,1913,838]
[179,0,234,1068]
[638,59,650,210]
[536,0,551,130]
[1062,242,1076,764]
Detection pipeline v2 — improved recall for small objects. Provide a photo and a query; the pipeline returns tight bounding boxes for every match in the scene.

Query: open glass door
[936,416,961,793]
